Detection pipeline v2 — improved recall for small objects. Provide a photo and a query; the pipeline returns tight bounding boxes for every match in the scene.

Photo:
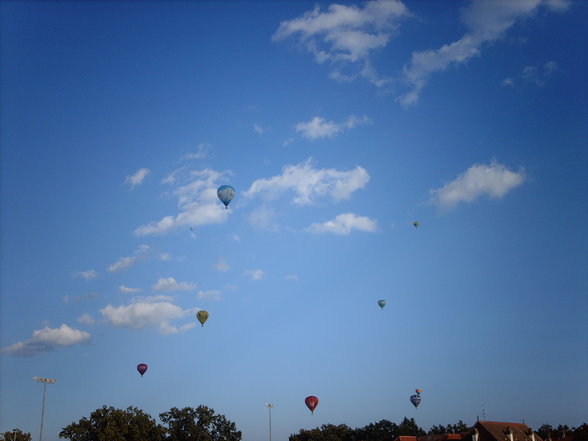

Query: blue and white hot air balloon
[217,185,236,209]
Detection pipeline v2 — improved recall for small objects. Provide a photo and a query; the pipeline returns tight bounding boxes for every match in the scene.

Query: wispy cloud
[197,290,222,301]
[213,257,230,272]
[73,270,98,280]
[119,285,143,294]
[429,161,525,210]
[247,205,279,231]
[135,169,231,236]
[399,0,570,106]
[295,115,372,140]
[152,277,196,292]
[502,61,558,87]
[245,158,369,205]
[106,245,150,273]
[125,168,151,189]
[100,300,196,335]
[183,143,209,160]
[273,0,409,85]
[285,274,300,281]
[306,213,378,235]
[77,313,95,325]
[1,324,91,357]
[244,269,265,281]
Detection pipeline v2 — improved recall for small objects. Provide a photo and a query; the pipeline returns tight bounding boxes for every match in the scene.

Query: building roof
[474,421,544,441]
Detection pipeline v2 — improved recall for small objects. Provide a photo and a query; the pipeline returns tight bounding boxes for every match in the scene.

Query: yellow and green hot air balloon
[197,310,209,327]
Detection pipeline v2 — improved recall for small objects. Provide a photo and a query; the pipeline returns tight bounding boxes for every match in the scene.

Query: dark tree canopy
[159,406,242,441]
[289,423,357,441]
[59,406,164,441]
[428,421,469,435]
[1,429,32,441]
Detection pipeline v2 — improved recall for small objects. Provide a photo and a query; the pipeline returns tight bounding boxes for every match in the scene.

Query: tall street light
[264,403,273,441]
[33,377,56,441]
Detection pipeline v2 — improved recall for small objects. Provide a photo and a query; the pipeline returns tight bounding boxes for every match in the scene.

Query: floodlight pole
[265,403,273,441]
[33,377,56,441]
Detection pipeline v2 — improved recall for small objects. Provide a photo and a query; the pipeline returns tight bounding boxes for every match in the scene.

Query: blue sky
[1,1,586,440]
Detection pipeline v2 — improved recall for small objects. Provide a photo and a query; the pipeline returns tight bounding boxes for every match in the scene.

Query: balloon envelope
[378,300,386,309]
[305,396,319,414]
[197,310,209,326]
[217,185,236,208]
[415,388,423,394]
[410,394,421,408]
[137,363,148,376]
[413,221,420,228]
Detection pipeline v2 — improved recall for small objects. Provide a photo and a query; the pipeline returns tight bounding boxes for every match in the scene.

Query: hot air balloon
[197,310,209,327]
[217,185,236,209]
[413,221,420,228]
[378,300,386,309]
[137,363,148,377]
[416,388,423,394]
[410,394,421,408]
[305,396,319,414]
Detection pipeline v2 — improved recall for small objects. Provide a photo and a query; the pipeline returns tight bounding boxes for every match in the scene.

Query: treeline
[288,420,588,441]
[1,407,586,441]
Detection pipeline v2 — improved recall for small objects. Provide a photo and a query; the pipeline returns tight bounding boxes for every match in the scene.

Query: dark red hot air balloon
[305,396,318,414]
[137,363,148,377]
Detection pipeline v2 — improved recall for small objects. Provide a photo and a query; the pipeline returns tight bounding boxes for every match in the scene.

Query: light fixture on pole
[264,403,273,441]
[33,377,56,441]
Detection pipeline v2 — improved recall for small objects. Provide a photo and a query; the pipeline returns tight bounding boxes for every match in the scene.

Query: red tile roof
[474,421,544,441]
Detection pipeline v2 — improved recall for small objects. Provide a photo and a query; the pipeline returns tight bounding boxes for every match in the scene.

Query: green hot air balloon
[413,221,420,228]
[197,310,209,327]
[378,300,386,309]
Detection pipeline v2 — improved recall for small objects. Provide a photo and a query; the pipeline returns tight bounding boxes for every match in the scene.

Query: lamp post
[264,403,273,441]
[33,377,56,441]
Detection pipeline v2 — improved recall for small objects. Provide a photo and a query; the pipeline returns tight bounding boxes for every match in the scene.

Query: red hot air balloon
[305,396,319,414]
[137,363,148,377]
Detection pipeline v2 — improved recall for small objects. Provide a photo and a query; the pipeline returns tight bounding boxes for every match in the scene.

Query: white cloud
[213,257,230,272]
[273,0,409,85]
[1,324,91,357]
[135,169,231,236]
[100,300,196,335]
[160,253,172,261]
[285,274,300,281]
[125,168,151,189]
[245,158,369,205]
[77,313,95,325]
[152,277,196,292]
[306,213,378,235]
[430,161,525,209]
[107,245,151,273]
[244,269,265,281]
[197,290,222,301]
[119,285,143,294]
[253,124,269,135]
[399,0,569,106]
[73,270,98,280]
[295,115,371,140]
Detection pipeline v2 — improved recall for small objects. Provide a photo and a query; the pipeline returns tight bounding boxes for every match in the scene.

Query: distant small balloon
[378,300,386,309]
[197,310,209,327]
[410,394,421,408]
[137,363,148,377]
[305,396,319,414]
[413,221,420,228]
[217,185,236,209]
[416,388,423,394]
